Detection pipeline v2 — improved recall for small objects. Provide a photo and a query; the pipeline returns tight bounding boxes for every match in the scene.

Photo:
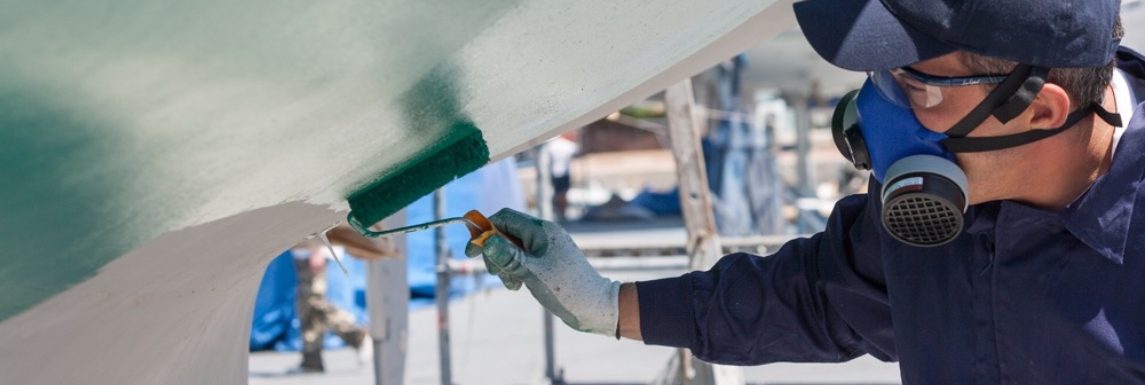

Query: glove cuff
[582,280,622,337]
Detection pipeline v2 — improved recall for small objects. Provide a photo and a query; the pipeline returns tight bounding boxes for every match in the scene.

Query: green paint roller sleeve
[347,126,489,228]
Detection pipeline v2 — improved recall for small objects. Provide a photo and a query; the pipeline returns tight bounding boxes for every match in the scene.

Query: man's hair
[959,17,1124,109]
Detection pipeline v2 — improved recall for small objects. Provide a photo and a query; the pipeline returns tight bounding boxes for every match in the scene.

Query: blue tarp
[249,249,369,351]
[249,159,526,351]
[701,54,789,236]
[630,187,681,216]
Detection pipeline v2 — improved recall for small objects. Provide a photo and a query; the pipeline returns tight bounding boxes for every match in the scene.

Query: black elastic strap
[944,65,1049,138]
[992,67,1049,123]
[941,103,1121,153]
[1093,103,1123,127]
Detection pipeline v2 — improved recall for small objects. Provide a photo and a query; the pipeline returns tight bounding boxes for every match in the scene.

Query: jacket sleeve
[636,192,896,365]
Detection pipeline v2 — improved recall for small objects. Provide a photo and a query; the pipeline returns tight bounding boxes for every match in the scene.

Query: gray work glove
[465,208,620,337]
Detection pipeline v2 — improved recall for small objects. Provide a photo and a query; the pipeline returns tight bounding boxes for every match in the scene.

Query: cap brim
[793,0,957,71]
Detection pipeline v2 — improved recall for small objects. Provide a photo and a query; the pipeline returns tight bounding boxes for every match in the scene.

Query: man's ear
[1029,83,1071,129]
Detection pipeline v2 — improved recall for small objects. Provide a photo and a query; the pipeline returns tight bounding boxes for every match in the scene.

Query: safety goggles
[869,67,1009,109]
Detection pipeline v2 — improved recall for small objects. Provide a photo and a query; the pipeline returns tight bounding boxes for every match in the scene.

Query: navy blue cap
[793,0,1122,71]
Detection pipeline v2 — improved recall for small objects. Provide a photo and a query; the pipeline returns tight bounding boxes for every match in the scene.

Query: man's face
[899,53,1046,204]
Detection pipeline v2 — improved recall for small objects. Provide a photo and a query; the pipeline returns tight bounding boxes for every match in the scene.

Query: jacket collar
[1057,51,1145,264]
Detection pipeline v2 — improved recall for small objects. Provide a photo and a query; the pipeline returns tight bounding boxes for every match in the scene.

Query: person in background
[546,130,579,222]
[289,224,392,373]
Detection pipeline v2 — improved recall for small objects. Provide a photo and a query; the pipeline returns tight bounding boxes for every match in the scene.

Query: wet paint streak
[347,61,491,226]
[0,75,153,321]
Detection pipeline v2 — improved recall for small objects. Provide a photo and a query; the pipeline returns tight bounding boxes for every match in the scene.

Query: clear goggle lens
[868,69,945,109]
[868,68,1008,110]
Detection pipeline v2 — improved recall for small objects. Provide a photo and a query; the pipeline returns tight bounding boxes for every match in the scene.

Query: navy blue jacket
[638,48,1145,384]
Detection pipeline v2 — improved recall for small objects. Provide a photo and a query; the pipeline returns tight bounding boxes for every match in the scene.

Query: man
[289,224,390,373]
[546,130,579,221]
[468,0,1145,383]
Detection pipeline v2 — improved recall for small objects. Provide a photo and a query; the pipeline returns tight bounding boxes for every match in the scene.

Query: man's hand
[465,208,620,337]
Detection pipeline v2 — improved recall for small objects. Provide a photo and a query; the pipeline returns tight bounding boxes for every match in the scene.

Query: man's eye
[895,76,925,90]
[902,83,927,95]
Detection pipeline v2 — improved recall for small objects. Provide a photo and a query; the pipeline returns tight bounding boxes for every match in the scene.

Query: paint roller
[342,128,523,249]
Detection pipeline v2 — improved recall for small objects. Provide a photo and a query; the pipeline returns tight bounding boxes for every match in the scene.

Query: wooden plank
[660,79,743,385]
[666,80,723,271]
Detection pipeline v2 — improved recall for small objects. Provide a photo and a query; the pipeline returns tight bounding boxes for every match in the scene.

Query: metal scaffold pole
[536,144,564,384]
[434,188,453,385]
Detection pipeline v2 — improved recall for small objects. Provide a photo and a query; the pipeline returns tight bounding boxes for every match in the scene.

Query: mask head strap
[944,64,1049,138]
[941,102,1123,153]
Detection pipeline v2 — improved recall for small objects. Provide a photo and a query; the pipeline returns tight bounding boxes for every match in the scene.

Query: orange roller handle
[464,210,525,250]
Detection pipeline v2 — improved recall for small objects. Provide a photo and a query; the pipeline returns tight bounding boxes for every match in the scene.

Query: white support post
[367,210,410,385]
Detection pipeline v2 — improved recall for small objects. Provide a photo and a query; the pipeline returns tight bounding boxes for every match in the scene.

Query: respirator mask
[832,65,1122,247]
